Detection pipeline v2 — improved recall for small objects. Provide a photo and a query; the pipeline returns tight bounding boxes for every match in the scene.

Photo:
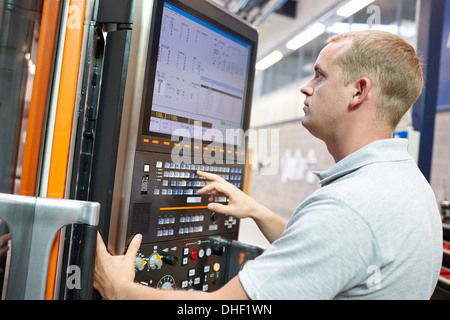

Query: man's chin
[301,119,320,138]
[301,117,311,129]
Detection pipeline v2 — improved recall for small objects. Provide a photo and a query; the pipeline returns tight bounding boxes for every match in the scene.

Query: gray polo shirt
[239,139,442,299]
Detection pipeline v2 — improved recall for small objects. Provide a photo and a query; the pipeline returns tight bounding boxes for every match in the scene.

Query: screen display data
[148,2,251,147]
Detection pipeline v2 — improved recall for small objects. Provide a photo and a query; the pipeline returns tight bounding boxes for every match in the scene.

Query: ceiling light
[286,23,326,51]
[255,50,283,71]
[336,0,376,18]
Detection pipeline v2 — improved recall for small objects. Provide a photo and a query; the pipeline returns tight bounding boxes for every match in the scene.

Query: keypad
[151,161,242,201]
[137,158,244,239]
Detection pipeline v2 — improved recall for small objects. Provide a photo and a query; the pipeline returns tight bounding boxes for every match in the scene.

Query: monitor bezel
[137,0,258,154]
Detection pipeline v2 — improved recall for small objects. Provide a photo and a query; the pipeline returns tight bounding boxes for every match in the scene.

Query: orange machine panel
[45,0,87,300]
[19,0,61,197]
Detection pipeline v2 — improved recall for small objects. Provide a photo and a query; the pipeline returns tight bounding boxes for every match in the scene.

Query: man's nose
[301,83,313,96]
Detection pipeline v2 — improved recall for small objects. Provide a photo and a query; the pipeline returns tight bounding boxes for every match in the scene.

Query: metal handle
[0,193,100,300]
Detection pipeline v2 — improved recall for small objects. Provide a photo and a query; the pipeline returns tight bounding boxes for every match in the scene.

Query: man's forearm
[106,282,212,300]
[250,204,286,244]
[101,276,249,300]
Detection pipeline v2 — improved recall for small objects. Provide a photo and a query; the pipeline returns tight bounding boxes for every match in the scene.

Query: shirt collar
[314,139,412,186]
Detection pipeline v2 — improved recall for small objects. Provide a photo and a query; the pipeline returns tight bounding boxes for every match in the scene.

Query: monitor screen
[142,1,254,148]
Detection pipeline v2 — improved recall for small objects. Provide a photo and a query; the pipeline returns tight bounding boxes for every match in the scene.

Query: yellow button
[213,262,221,272]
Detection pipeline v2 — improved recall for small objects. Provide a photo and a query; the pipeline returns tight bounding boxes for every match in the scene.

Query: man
[94,30,442,299]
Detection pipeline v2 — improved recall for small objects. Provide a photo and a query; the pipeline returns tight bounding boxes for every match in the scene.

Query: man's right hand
[196,170,286,243]
[196,170,260,219]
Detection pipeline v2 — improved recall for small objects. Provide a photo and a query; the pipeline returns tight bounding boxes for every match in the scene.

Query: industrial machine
[0,0,261,299]
[98,0,261,293]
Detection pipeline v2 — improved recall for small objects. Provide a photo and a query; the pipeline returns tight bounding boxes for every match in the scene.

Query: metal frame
[0,193,99,300]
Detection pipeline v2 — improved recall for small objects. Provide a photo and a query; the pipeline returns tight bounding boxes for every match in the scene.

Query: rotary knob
[161,254,178,266]
[148,252,163,270]
[135,254,147,271]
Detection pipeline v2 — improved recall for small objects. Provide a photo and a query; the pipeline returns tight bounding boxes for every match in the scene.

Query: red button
[190,250,198,260]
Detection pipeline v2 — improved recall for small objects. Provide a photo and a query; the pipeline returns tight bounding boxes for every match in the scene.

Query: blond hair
[327,30,424,127]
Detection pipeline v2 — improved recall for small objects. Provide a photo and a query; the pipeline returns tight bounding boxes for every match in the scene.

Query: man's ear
[349,77,372,109]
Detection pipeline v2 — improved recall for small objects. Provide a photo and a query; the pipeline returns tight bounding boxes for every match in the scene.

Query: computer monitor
[139,0,258,156]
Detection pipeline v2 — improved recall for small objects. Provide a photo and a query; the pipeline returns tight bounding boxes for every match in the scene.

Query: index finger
[196,170,225,182]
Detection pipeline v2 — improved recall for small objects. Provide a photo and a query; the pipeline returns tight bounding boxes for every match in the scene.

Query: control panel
[127,151,243,244]
[90,0,260,299]
[126,150,245,291]
[106,0,260,295]
[134,236,232,291]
